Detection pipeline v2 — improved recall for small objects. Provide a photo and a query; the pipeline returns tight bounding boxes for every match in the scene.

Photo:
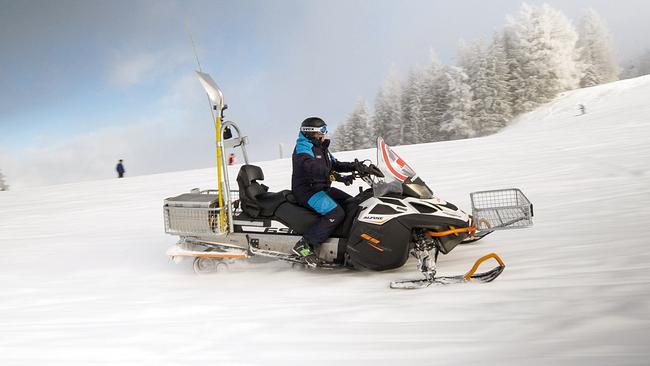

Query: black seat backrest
[236,165,268,217]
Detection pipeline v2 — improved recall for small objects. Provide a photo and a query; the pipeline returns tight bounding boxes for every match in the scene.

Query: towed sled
[163,72,534,289]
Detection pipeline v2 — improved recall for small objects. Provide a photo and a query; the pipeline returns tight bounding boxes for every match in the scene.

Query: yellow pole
[214,111,226,232]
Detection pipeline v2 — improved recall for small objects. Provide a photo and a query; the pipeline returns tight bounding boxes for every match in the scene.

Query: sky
[1,0,649,188]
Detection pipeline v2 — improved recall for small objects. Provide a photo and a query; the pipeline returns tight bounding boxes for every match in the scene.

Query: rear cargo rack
[163,190,239,237]
[470,188,533,231]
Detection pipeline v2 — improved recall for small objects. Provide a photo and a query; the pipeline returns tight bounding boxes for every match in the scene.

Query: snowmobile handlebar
[353,159,384,178]
[330,160,384,187]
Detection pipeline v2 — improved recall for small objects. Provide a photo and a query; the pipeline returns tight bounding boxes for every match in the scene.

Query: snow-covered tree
[419,54,449,142]
[576,8,619,87]
[504,3,580,115]
[458,40,490,135]
[0,170,8,191]
[401,68,426,145]
[484,33,513,133]
[346,100,373,149]
[330,121,351,152]
[459,35,513,136]
[440,67,474,140]
[373,71,403,145]
[329,125,343,152]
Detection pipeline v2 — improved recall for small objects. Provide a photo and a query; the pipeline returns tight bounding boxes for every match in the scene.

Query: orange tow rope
[463,253,505,281]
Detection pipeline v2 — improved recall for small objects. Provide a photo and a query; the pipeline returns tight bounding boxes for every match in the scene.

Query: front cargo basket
[470,188,533,231]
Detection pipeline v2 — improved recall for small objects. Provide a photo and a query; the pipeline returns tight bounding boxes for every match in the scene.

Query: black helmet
[300,117,328,136]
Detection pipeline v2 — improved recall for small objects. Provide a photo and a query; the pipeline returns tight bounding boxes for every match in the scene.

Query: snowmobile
[163,72,534,289]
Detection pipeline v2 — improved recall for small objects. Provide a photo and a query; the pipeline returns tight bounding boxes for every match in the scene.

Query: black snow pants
[300,187,352,245]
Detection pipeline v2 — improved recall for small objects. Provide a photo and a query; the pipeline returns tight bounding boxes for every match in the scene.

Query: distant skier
[228,153,236,166]
[116,159,125,178]
[291,117,358,267]
[578,104,586,115]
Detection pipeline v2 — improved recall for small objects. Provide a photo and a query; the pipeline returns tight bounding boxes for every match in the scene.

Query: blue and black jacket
[291,133,355,206]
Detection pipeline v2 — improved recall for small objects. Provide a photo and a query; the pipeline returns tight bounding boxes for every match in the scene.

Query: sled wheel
[215,261,229,273]
[193,257,219,273]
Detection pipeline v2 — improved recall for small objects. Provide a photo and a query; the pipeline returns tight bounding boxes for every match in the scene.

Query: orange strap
[427,226,477,237]
[463,253,505,281]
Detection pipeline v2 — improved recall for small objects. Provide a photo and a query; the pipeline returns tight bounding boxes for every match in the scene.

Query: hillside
[1,76,650,365]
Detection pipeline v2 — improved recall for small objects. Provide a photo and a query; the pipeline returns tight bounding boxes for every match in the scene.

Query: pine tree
[577,8,619,87]
[440,67,474,140]
[401,68,426,145]
[504,4,580,115]
[330,121,350,152]
[484,33,513,133]
[459,34,513,136]
[372,70,403,145]
[458,40,490,135]
[347,100,372,149]
[419,53,449,142]
[329,124,343,152]
[0,169,8,191]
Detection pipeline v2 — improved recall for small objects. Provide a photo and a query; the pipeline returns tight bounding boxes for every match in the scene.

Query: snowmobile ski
[390,253,505,289]
[390,265,504,289]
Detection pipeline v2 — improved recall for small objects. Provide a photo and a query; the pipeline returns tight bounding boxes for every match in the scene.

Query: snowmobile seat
[274,202,319,233]
[236,164,290,218]
[256,191,291,217]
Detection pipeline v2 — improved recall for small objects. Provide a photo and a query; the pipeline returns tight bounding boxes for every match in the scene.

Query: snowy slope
[1,76,650,365]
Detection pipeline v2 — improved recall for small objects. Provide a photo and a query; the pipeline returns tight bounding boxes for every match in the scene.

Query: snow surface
[2,76,650,365]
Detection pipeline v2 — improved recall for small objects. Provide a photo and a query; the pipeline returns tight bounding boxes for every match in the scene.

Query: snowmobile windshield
[373,137,433,199]
[403,176,434,199]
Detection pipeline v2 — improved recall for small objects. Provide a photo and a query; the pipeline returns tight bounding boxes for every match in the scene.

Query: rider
[291,117,357,267]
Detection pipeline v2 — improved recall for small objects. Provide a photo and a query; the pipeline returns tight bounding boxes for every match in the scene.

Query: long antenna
[184,19,203,72]
[183,18,216,121]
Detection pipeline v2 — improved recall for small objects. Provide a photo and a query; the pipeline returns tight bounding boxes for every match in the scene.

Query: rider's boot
[292,237,319,269]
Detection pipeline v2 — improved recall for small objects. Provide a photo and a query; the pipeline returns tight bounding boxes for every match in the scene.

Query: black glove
[339,174,355,186]
[331,171,355,186]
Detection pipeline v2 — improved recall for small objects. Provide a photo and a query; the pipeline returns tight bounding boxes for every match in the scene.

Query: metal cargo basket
[164,191,222,236]
[470,188,533,231]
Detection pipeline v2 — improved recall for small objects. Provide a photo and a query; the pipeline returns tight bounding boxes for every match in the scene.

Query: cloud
[107,52,159,88]
[1,73,216,189]
[106,47,192,88]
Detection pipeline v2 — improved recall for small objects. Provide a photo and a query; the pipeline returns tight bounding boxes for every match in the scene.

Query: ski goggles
[300,125,328,134]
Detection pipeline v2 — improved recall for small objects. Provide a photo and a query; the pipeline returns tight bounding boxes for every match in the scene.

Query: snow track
[1,76,650,365]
